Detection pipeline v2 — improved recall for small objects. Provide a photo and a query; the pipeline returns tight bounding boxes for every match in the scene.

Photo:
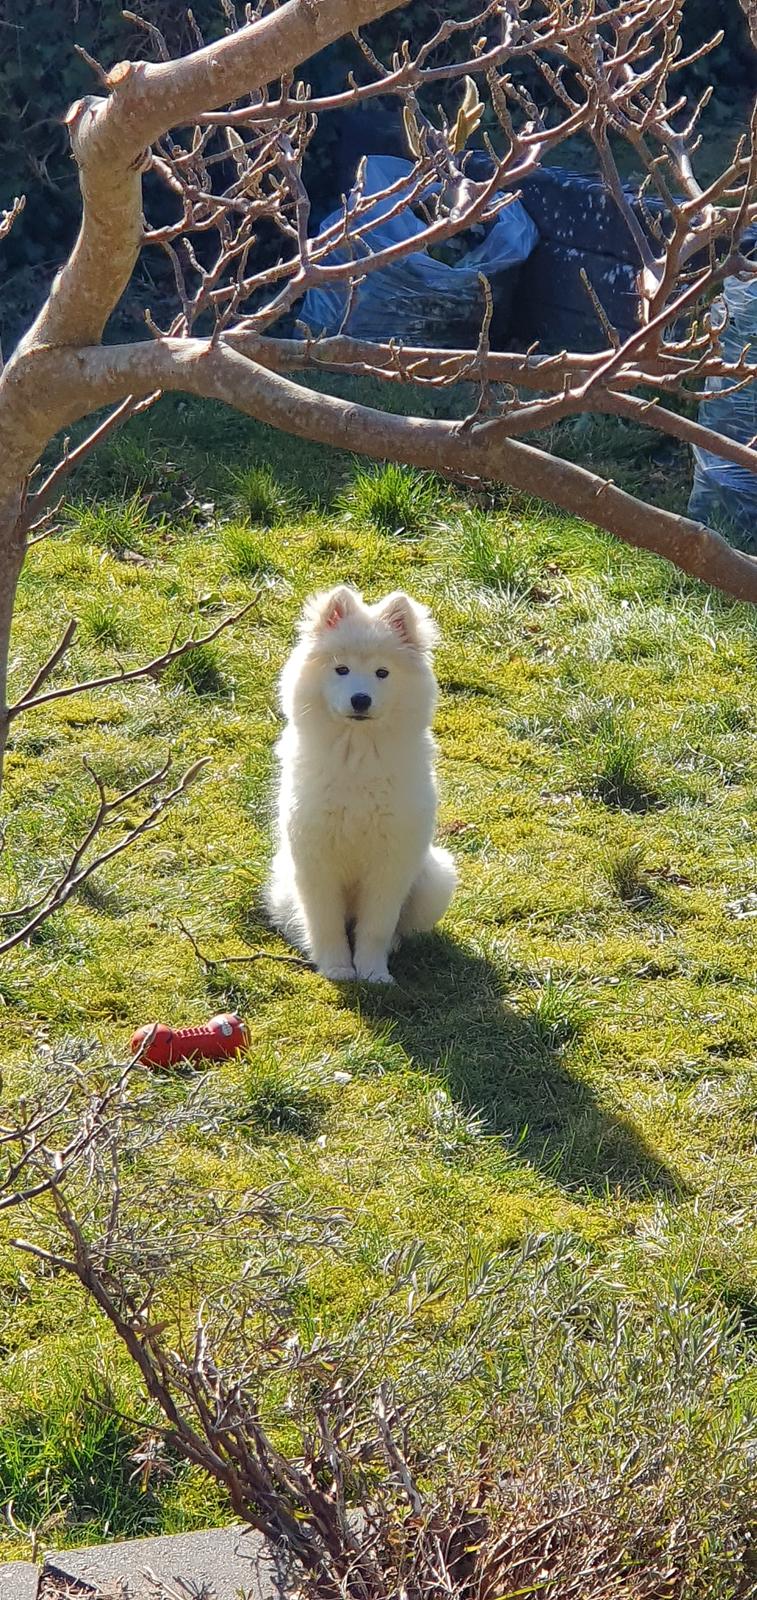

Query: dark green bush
[0,3,226,264]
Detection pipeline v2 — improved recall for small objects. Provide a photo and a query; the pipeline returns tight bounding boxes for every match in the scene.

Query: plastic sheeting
[688,273,757,542]
[299,155,538,348]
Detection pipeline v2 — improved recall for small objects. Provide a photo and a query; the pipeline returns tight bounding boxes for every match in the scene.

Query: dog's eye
[335,664,349,676]
[375,668,389,679]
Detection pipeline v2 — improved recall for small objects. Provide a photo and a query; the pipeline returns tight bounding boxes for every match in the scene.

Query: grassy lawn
[0,390,755,1575]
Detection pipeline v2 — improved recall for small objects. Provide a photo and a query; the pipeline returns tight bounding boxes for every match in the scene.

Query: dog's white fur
[265,585,457,983]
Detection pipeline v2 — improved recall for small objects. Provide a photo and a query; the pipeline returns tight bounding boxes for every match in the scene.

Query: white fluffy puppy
[265,585,457,983]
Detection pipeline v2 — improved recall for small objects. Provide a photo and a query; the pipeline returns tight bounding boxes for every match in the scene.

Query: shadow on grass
[346,933,682,1200]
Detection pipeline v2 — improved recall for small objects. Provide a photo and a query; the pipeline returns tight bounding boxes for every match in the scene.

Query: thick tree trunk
[23,339,757,606]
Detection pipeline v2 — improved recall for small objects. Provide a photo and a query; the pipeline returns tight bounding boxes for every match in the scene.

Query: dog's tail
[264,851,309,951]
[397,845,457,935]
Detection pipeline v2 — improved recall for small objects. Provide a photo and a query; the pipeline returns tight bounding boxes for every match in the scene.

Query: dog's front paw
[353,961,394,985]
[319,961,356,982]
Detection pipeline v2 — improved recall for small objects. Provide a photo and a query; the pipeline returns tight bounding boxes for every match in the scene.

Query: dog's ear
[302,586,361,634]
[376,591,438,651]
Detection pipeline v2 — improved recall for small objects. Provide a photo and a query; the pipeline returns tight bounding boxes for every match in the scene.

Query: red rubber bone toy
[131,1013,249,1068]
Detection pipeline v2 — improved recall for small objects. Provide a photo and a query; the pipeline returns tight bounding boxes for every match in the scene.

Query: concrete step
[43,1526,289,1600]
[0,1561,40,1600]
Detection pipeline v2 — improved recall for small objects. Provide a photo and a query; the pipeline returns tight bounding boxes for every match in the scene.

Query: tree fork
[0,0,754,805]
[18,338,757,606]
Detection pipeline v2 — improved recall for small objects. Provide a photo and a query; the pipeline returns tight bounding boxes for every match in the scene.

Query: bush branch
[9,599,257,721]
[0,757,208,955]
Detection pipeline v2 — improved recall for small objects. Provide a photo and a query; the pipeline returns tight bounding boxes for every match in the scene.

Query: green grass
[571,704,658,810]
[227,463,293,527]
[66,490,164,556]
[455,508,540,596]
[161,640,226,696]
[221,522,282,580]
[340,462,439,536]
[79,597,131,650]
[1,392,756,1575]
[603,842,655,907]
[0,1366,166,1549]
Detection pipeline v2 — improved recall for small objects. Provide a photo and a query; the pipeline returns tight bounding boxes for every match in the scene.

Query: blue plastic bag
[299,155,538,348]
[688,272,757,543]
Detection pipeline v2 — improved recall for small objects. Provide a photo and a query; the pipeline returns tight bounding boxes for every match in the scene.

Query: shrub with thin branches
[1,1047,754,1600]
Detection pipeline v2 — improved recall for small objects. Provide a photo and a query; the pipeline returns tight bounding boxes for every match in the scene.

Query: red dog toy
[131,1012,249,1067]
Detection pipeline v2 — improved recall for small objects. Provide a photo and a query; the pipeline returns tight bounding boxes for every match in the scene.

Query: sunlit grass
[1,390,756,1563]
[65,491,163,555]
[227,464,293,527]
[221,522,282,580]
[340,462,438,537]
[456,509,540,596]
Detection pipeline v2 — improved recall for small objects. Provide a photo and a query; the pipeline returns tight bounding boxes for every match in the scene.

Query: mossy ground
[0,390,755,1560]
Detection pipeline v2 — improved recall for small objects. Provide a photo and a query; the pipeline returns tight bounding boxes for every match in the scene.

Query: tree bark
[16,338,757,605]
[13,0,403,358]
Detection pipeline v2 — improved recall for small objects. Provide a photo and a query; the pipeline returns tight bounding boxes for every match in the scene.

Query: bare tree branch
[0,0,755,798]
[11,0,405,358]
[0,757,208,956]
[13,616,79,706]
[17,392,161,539]
[25,336,757,604]
[0,194,25,243]
[9,599,257,721]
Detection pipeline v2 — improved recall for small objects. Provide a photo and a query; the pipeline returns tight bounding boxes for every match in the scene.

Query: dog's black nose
[351,692,372,714]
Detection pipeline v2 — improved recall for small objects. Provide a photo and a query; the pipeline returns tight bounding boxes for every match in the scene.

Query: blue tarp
[299,155,538,347]
[688,272,757,543]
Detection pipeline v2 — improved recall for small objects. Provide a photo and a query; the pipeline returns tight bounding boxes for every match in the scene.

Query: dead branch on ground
[0,757,207,956]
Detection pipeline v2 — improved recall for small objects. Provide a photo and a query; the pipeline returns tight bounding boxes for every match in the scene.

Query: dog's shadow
[338,934,682,1199]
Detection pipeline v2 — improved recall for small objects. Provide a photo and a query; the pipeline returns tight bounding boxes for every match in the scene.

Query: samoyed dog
[265,585,457,983]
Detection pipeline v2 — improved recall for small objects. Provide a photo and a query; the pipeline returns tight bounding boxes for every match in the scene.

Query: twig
[26,497,65,547]
[14,617,78,704]
[9,600,257,721]
[74,44,112,90]
[0,193,25,242]
[0,760,208,956]
[460,272,495,430]
[0,1056,140,1214]
[579,266,621,350]
[17,392,161,539]
[123,9,171,61]
[178,918,309,970]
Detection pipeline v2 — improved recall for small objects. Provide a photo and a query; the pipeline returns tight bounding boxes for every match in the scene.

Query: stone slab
[43,1526,288,1600]
[0,1562,40,1600]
